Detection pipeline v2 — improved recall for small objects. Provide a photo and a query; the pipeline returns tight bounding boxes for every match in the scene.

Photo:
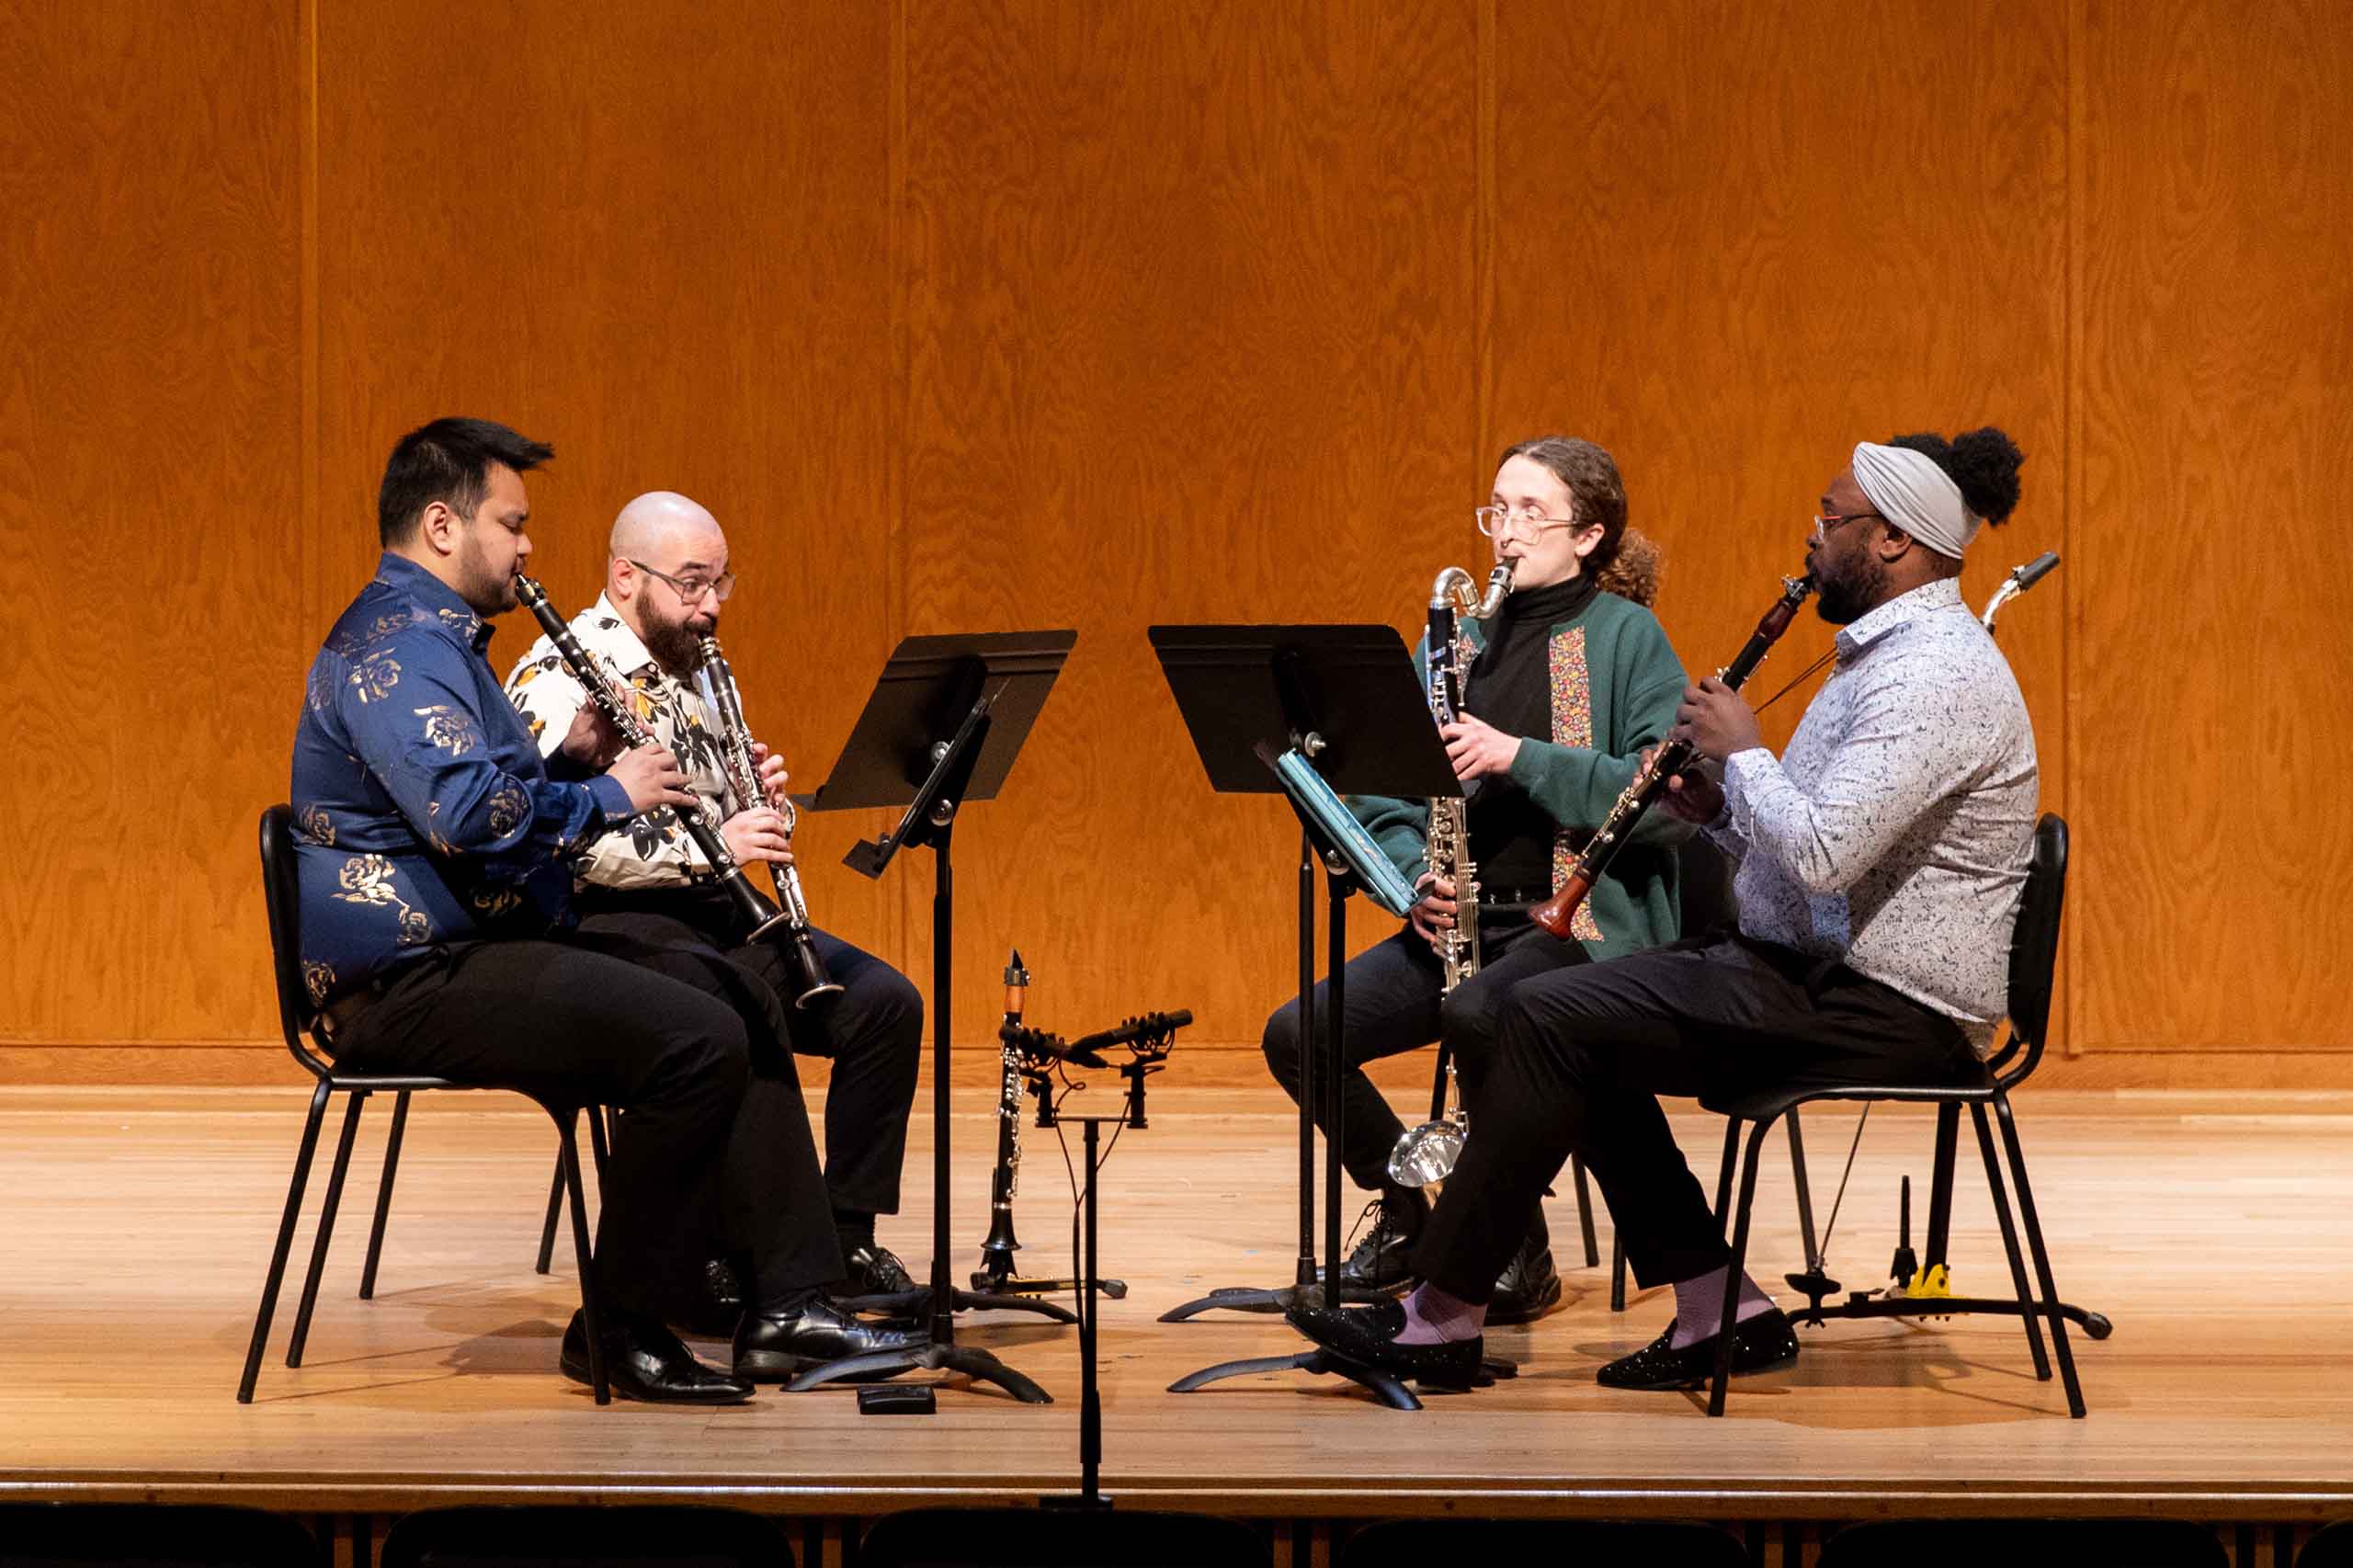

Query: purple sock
[1392,1281,1486,1345]
[1669,1268,1776,1350]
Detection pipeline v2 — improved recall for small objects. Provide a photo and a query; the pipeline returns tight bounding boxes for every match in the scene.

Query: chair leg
[1924,1102,1961,1271]
[288,1090,368,1368]
[238,1080,333,1403]
[535,1148,564,1276]
[588,1105,611,1185]
[1710,1117,1775,1417]
[1969,1102,2052,1381]
[1609,1231,1627,1312]
[557,1109,609,1405]
[1785,1109,1824,1275]
[1994,1094,2086,1417]
[1714,1119,1741,1235]
[1570,1155,1601,1268]
[358,1089,412,1301]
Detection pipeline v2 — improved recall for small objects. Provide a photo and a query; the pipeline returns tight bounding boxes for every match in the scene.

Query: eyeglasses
[627,559,737,604]
[1810,511,1883,539]
[1474,505,1593,540]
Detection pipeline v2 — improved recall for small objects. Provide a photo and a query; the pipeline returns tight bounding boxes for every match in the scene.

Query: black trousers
[1413,933,1981,1303]
[331,926,841,1318]
[1259,911,1590,1201]
[576,885,924,1219]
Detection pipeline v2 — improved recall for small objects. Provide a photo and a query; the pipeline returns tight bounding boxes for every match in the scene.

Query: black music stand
[785,631,1075,1403]
[1147,625,1515,1409]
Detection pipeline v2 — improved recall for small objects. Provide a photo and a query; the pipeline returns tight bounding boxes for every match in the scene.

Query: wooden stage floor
[3,1076,2350,1547]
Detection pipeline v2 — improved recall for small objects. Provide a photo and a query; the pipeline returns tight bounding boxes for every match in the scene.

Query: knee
[872,968,924,1046]
[1259,1002,1303,1080]
[656,1006,751,1108]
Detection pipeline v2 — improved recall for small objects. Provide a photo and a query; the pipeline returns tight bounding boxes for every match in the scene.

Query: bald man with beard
[506,491,926,1382]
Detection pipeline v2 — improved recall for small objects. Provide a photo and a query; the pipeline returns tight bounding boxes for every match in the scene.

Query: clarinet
[1531,572,1815,940]
[974,950,1032,1290]
[695,635,843,1009]
[512,572,790,945]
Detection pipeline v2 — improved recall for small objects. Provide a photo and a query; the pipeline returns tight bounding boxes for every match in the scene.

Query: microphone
[1069,1009,1194,1058]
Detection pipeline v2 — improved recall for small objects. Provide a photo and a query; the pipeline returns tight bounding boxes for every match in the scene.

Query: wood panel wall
[4,0,2347,1084]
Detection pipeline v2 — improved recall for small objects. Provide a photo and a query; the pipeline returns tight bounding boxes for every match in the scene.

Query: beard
[640,609,707,676]
[454,530,518,616]
[1813,552,1889,625]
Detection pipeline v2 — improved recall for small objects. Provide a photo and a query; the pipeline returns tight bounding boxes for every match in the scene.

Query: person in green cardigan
[1257,436,1691,1322]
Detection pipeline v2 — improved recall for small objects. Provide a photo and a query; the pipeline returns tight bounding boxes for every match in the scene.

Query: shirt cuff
[583,773,636,827]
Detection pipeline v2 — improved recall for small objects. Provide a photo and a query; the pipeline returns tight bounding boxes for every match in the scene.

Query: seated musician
[505,490,926,1369]
[1287,427,2036,1390]
[1257,437,1690,1323]
[292,418,914,1403]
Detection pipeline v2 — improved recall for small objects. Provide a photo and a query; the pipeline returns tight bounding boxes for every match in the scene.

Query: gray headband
[1851,442,1976,559]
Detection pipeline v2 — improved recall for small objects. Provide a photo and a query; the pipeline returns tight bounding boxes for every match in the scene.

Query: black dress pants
[575,886,924,1221]
[1259,911,1590,1200]
[326,928,843,1321]
[1412,932,1982,1304]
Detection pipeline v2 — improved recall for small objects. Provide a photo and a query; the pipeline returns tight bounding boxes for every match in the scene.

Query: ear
[415,500,460,558]
[608,557,635,602]
[1572,524,1604,562]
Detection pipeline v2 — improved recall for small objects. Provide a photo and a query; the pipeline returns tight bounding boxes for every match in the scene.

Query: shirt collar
[1834,577,1963,661]
[373,551,492,652]
[583,591,664,679]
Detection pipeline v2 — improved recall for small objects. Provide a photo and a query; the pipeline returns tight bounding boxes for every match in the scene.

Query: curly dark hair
[1498,436,1661,604]
[1885,426,2024,575]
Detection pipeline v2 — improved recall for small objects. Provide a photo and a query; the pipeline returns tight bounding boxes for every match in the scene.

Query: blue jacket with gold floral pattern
[288,554,634,1007]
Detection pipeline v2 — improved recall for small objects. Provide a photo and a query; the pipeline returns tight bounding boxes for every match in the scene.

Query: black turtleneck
[1457,571,1598,894]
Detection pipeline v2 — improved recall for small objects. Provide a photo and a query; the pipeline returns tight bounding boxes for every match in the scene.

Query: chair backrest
[1818,1517,2222,1568]
[257,803,331,1080]
[0,1501,316,1566]
[1995,812,2068,1085]
[379,1505,791,1568]
[1341,1517,1748,1567]
[859,1506,1270,1568]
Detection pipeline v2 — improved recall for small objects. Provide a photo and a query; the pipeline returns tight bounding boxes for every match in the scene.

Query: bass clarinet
[1386,560,1511,1190]
[695,634,842,1008]
[1530,572,1815,940]
[513,572,793,949]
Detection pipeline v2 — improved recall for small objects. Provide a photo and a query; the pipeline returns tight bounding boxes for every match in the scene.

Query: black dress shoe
[1285,1296,1483,1387]
[734,1292,926,1381]
[1595,1306,1801,1390]
[670,1255,749,1338]
[844,1244,917,1296]
[560,1310,755,1404]
[1487,1232,1563,1326]
[1336,1197,1425,1293]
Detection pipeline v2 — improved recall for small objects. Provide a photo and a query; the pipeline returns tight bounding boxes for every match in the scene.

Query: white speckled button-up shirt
[1711,578,2039,1052]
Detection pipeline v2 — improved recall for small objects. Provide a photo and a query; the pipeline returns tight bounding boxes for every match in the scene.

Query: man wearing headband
[1287,427,2040,1396]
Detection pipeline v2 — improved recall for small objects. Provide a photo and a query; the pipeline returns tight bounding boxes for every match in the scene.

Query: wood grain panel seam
[2062,0,2086,1057]
[1475,0,1496,463]
[887,0,910,966]
[300,0,320,634]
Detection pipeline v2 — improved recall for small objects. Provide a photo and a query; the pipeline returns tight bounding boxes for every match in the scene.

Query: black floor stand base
[836,1284,1079,1325]
[1158,1278,1404,1323]
[784,1339,1054,1403]
[973,1267,1130,1301]
[1167,1346,1518,1411]
[1790,1291,2114,1338]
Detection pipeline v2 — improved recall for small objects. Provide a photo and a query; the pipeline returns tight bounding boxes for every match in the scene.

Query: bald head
[605,491,732,673]
[608,490,724,562]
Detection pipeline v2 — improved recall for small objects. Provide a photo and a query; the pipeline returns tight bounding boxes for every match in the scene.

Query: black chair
[859,1507,1270,1568]
[1816,1518,2223,1567]
[241,804,610,1404]
[2300,1522,2353,1567]
[380,1506,790,1567]
[1696,813,2107,1417]
[1341,1517,1747,1567]
[0,1503,314,1567]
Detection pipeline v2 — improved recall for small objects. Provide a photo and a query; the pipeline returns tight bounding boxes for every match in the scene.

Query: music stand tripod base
[784,1341,1055,1403]
[836,1284,1079,1324]
[1166,1347,1518,1411]
[1158,1278,1403,1323]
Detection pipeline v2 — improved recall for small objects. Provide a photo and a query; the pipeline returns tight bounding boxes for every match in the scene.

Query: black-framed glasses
[627,558,737,603]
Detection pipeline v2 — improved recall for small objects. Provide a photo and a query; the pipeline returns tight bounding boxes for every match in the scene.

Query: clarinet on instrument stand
[973,951,1129,1301]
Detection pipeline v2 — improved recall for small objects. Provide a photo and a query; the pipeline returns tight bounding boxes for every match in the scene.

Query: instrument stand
[972,978,1129,1302]
[1148,624,1510,1407]
[785,631,1075,1401]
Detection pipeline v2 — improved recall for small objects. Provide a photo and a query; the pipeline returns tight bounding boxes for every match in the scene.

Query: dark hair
[377,417,554,545]
[1883,426,2022,578]
[1497,436,1662,606]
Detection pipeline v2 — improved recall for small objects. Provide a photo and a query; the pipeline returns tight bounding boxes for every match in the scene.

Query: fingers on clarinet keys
[560,1309,754,1405]
[733,1294,927,1383]
[1593,1307,1801,1391]
[1285,1298,1483,1388]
